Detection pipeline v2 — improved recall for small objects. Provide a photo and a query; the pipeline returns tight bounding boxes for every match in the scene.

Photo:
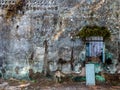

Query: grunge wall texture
[0,0,120,79]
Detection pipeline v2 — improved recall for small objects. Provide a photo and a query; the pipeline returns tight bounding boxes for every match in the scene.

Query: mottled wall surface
[0,0,120,79]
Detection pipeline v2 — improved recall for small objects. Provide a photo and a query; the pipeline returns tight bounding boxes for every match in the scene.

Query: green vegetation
[72,76,86,82]
[95,74,105,82]
[76,25,111,41]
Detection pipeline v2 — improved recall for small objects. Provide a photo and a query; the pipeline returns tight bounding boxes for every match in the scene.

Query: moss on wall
[77,25,111,41]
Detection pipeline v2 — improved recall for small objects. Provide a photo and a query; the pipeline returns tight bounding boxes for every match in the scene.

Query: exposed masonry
[0,0,58,10]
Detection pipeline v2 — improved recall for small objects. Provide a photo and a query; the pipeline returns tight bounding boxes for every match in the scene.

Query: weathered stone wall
[0,0,120,79]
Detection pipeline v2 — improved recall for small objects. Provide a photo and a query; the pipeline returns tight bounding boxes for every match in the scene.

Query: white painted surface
[86,64,95,85]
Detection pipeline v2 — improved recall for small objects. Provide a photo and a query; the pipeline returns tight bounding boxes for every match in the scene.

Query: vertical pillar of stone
[43,40,49,76]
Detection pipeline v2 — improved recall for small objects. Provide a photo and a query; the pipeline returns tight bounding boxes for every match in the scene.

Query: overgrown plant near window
[76,25,111,41]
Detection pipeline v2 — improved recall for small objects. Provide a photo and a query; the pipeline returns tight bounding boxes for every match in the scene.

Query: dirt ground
[1,77,119,90]
[0,72,119,90]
